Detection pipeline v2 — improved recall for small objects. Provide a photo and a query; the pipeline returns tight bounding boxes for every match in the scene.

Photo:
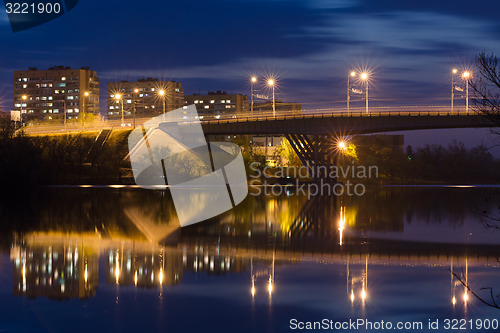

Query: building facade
[13,66,99,121]
[106,78,184,119]
[184,91,248,118]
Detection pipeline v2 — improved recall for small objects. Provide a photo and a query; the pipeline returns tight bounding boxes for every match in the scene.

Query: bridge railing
[22,105,480,135]
[202,106,478,125]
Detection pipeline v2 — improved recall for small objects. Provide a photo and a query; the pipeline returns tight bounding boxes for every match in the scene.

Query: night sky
[1,0,499,149]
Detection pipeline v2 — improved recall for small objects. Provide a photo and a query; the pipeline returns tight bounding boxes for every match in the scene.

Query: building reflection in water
[10,238,98,300]
[107,247,182,288]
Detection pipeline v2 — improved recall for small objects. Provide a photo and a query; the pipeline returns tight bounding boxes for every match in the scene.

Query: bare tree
[471,52,500,131]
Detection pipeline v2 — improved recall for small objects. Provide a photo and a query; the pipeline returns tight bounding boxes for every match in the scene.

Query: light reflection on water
[0,186,499,332]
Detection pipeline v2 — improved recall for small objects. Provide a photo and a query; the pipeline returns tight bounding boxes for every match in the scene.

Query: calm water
[0,186,499,332]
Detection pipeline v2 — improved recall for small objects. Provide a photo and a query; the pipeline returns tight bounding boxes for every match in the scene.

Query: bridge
[22,106,496,179]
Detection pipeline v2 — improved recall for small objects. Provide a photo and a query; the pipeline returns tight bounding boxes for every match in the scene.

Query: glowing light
[84,264,88,284]
[452,68,458,74]
[267,79,274,86]
[134,271,138,286]
[134,88,139,93]
[338,141,347,150]
[159,268,164,285]
[84,91,89,97]
[452,296,456,305]
[158,89,165,96]
[361,288,367,301]
[22,95,27,100]
[350,71,356,77]
[350,290,355,303]
[464,292,468,303]
[115,93,121,99]
[268,276,273,295]
[251,76,257,83]
[360,72,368,80]
[462,71,470,79]
[251,280,256,297]
[115,256,120,284]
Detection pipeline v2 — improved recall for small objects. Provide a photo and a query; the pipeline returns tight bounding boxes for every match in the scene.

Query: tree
[461,51,500,310]
[471,52,500,130]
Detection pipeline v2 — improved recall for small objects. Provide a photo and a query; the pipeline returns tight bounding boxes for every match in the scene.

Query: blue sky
[1,0,499,148]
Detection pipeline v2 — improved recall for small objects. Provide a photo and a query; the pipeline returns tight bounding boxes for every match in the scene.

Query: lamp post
[158,89,166,120]
[268,79,275,118]
[63,100,67,130]
[115,93,124,126]
[347,71,356,114]
[82,91,89,128]
[20,94,27,128]
[251,76,257,117]
[133,88,139,128]
[462,71,470,114]
[360,72,369,113]
[451,68,457,114]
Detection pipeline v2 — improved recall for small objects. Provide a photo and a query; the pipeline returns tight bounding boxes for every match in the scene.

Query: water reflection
[11,236,98,300]
[0,186,499,332]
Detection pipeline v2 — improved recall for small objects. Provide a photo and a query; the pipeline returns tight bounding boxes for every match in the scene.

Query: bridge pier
[285,134,337,181]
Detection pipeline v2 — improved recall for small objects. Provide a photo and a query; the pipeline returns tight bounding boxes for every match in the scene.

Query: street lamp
[158,89,166,119]
[451,68,457,114]
[347,71,356,114]
[462,71,471,114]
[268,79,275,118]
[360,72,369,114]
[115,93,124,126]
[82,91,89,128]
[20,94,27,127]
[133,88,139,128]
[250,76,257,117]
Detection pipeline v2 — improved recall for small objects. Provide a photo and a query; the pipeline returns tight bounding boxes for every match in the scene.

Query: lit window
[67,96,74,100]
[151,88,155,92]
[67,109,73,113]
[42,97,47,101]
[110,94,114,98]
[194,100,199,104]
[139,94,143,97]
[126,99,132,104]
[151,105,155,109]
[59,83,66,87]
[199,100,204,103]
[225,105,231,108]
[74,109,79,113]
[226,100,231,103]
[48,96,52,100]
[61,77,66,81]
[221,100,225,103]
[55,90,59,94]
[22,78,27,82]
[175,88,180,92]
[204,105,209,109]
[23,84,27,88]
[210,100,215,104]
[49,84,53,87]
[109,106,114,110]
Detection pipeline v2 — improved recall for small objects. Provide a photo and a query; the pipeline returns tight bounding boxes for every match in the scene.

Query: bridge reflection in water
[7,187,499,311]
